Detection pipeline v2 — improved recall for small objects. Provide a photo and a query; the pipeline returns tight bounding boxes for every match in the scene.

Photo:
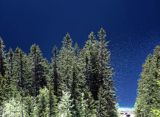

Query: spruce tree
[57,33,74,92]
[48,85,58,117]
[0,37,6,77]
[83,32,99,100]
[58,91,72,117]
[24,96,35,117]
[136,45,160,117]
[6,49,14,85]
[36,87,49,117]
[13,48,31,96]
[29,44,48,96]
[50,46,62,99]
[70,64,80,117]
[97,28,117,117]
[77,93,88,117]
[2,97,24,117]
[0,38,10,107]
[135,55,153,117]
[0,75,10,106]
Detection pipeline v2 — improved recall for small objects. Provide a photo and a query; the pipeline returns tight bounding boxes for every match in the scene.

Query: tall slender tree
[29,44,48,96]
[0,37,6,77]
[13,48,31,96]
[83,32,99,100]
[0,38,9,107]
[57,33,74,92]
[97,28,117,117]
[6,49,14,85]
[136,45,160,117]
[36,87,49,117]
[58,91,72,117]
[50,46,62,99]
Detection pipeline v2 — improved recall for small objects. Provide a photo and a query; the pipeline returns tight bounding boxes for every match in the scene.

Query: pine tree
[58,91,72,117]
[0,75,10,106]
[83,32,99,100]
[136,45,160,117]
[36,87,49,117]
[6,49,14,85]
[24,96,35,117]
[70,64,80,117]
[50,46,62,99]
[97,28,117,117]
[57,33,75,92]
[29,44,48,96]
[77,93,87,117]
[2,93,24,117]
[0,37,6,77]
[0,38,10,107]
[135,54,153,117]
[48,85,58,117]
[13,48,31,96]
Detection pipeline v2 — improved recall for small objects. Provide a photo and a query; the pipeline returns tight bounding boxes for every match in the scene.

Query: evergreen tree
[135,55,153,117]
[29,44,48,96]
[48,85,58,117]
[136,45,160,117]
[83,32,99,100]
[77,93,87,117]
[0,75,10,106]
[97,28,117,117]
[70,64,80,117]
[6,49,14,85]
[2,97,23,117]
[0,38,10,109]
[50,46,62,99]
[0,37,6,77]
[13,48,31,96]
[58,91,72,117]
[24,96,35,117]
[57,33,74,92]
[36,87,49,117]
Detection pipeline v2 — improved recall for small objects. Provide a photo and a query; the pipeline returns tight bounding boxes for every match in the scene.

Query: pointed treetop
[88,32,96,41]
[15,47,22,53]
[74,43,79,55]
[62,33,72,49]
[52,46,58,59]
[98,28,107,41]
[153,45,160,58]
[0,36,5,49]
[30,44,41,54]
[8,48,14,57]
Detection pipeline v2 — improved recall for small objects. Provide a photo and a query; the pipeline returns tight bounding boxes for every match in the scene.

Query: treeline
[0,28,118,117]
[135,46,160,117]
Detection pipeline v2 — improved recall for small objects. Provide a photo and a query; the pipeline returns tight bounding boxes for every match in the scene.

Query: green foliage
[29,44,49,96]
[2,97,24,117]
[151,109,160,117]
[0,29,118,117]
[24,96,35,117]
[57,33,75,92]
[136,46,160,117]
[0,75,10,106]
[0,37,6,77]
[36,87,49,117]
[58,91,72,117]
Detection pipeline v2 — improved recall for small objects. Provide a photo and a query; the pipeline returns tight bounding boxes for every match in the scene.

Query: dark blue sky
[0,0,160,107]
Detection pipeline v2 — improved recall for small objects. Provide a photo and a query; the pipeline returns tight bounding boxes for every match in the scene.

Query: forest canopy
[0,28,118,117]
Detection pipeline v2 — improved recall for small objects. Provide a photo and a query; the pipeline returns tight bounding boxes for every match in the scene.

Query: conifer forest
[0,28,160,117]
[0,28,118,117]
